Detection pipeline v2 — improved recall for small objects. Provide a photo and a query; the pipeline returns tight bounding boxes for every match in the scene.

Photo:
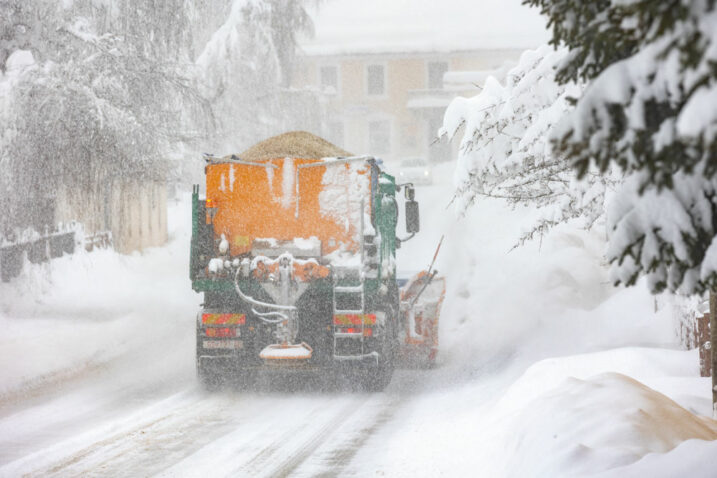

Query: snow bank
[494,348,703,419]
[497,372,717,477]
[0,194,199,397]
[593,437,717,478]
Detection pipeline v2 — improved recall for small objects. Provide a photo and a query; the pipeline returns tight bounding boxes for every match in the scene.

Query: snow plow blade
[398,270,446,368]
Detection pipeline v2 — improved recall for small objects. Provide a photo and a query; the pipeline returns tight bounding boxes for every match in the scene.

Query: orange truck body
[205,158,371,257]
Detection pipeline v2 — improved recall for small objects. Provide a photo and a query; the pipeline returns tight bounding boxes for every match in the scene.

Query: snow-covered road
[2,161,715,477]
[0,371,420,477]
[0,318,505,477]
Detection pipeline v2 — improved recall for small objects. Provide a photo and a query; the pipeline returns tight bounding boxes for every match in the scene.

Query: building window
[427,61,448,89]
[319,65,338,93]
[366,64,385,96]
[369,120,391,153]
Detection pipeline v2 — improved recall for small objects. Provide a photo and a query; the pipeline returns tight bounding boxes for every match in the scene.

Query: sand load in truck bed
[206,131,372,258]
[237,131,352,162]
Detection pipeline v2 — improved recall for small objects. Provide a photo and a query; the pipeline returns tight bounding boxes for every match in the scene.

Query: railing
[0,231,75,282]
[84,231,113,252]
[0,229,112,282]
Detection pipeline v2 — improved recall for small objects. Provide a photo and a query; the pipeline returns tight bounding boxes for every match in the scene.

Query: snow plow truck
[190,131,443,391]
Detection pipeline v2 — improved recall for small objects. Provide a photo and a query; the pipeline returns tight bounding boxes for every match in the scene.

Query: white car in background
[396,157,432,185]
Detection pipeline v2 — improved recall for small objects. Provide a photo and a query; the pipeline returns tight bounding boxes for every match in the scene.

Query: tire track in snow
[238,370,432,477]
[1,392,242,478]
[304,395,402,477]
[236,396,364,478]
[288,370,442,477]
[270,399,365,478]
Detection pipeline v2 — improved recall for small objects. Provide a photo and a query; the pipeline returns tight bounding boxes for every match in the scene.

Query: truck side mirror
[404,185,419,234]
[406,200,419,233]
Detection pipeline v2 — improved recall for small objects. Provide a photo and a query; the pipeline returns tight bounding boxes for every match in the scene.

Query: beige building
[294,0,547,166]
[294,49,523,164]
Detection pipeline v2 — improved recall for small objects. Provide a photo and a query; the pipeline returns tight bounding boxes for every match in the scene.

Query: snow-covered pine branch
[440,45,616,246]
[532,0,717,294]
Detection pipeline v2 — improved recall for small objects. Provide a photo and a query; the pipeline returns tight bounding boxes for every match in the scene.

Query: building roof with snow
[300,0,549,57]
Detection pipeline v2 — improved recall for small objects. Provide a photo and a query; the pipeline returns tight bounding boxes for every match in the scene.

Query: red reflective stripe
[202,313,246,325]
[333,314,376,325]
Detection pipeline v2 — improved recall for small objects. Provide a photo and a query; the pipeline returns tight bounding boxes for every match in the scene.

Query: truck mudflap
[398,270,446,367]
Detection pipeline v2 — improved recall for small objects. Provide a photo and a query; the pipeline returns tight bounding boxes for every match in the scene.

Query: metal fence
[0,232,77,282]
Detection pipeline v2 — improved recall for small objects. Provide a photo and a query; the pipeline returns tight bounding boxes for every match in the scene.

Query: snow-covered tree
[440,45,615,245]
[196,0,321,152]
[267,0,315,87]
[527,0,717,295]
[197,0,281,151]
[0,0,209,234]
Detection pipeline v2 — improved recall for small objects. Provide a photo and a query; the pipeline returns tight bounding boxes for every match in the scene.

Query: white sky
[301,0,550,56]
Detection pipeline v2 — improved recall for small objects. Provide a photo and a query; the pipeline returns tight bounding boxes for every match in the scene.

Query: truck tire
[360,360,394,392]
[196,325,220,391]
[359,321,397,392]
[197,357,221,391]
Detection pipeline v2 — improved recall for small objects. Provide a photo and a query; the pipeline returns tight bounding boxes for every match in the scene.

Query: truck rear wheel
[197,357,221,391]
[358,322,396,392]
[196,324,220,391]
[359,362,393,392]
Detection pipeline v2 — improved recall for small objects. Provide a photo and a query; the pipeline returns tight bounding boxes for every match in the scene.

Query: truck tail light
[333,314,376,326]
[337,327,373,337]
[205,327,236,338]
